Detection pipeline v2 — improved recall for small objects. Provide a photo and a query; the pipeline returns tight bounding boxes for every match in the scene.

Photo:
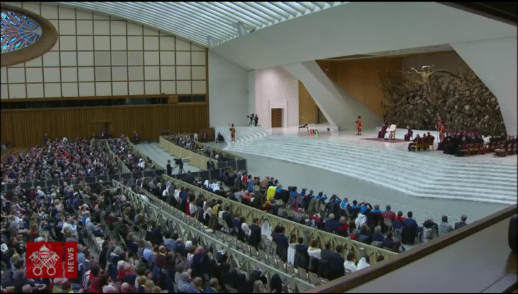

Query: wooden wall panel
[298,81,318,124]
[316,57,403,118]
[1,104,209,147]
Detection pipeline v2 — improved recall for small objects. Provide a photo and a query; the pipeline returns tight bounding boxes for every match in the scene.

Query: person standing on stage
[229,124,236,142]
[378,123,388,138]
[166,160,172,176]
[355,115,363,135]
[254,114,259,127]
[437,119,446,143]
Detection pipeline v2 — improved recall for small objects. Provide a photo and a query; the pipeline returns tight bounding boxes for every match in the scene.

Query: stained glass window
[1,10,42,53]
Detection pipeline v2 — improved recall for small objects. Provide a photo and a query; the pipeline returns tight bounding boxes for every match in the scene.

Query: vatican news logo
[26,242,77,279]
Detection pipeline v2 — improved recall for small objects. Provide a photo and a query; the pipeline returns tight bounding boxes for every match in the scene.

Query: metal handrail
[161,174,398,265]
[113,179,315,292]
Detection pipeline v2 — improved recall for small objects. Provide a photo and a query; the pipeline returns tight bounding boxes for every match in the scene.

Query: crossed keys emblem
[29,245,60,276]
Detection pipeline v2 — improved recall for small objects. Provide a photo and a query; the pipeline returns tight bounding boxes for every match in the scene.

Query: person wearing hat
[355,115,363,135]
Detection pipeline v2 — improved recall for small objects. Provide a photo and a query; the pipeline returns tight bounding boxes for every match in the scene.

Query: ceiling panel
[57,2,344,47]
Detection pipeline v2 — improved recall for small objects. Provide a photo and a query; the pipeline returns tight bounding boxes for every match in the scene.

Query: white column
[247,70,256,116]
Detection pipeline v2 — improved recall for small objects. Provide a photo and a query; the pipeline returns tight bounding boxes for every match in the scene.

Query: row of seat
[409,137,435,151]
[135,186,314,292]
[0,147,27,161]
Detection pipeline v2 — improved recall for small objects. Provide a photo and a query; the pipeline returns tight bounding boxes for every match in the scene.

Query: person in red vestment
[229,124,236,141]
[355,116,363,135]
[437,119,446,143]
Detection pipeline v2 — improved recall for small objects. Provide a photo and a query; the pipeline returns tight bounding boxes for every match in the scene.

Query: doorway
[271,108,283,128]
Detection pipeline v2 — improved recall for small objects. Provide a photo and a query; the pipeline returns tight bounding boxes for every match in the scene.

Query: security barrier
[161,174,398,264]
[113,180,315,292]
[159,135,247,171]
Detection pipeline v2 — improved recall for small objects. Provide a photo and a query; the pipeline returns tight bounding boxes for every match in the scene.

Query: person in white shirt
[189,199,197,216]
[211,182,220,192]
[62,216,77,235]
[355,209,368,229]
[343,252,358,273]
[307,240,322,260]
[241,219,251,237]
[138,159,145,169]
[356,256,371,270]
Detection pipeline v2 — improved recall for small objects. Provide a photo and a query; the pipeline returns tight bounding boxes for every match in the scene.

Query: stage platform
[224,126,517,205]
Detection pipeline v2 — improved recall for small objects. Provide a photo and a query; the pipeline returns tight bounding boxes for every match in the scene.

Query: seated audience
[324,213,341,233]
[401,211,419,245]
[381,232,395,250]
[404,126,413,141]
[343,252,358,273]
[438,215,454,236]
[422,218,439,240]
[454,215,468,230]
[357,224,373,245]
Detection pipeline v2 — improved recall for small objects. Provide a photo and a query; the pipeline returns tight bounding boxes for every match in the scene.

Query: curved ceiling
[57,2,344,47]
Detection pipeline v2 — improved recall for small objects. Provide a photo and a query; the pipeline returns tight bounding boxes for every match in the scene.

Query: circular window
[1,4,57,67]
[1,10,43,53]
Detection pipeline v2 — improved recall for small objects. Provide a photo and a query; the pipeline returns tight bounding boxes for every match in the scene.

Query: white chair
[385,124,397,140]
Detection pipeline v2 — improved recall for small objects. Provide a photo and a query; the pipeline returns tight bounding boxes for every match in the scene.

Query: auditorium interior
[1,2,517,293]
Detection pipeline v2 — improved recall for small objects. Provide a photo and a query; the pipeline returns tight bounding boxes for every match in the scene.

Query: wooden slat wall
[1,104,209,147]
[316,57,404,118]
[298,81,318,124]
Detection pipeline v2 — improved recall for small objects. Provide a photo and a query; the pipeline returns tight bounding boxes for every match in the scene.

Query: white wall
[1,2,207,99]
[247,70,256,115]
[212,2,516,71]
[208,51,248,127]
[451,37,517,136]
[255,67,299,128]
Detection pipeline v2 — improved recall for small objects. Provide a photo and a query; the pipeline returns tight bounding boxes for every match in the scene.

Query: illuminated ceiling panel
[58,2,344,47]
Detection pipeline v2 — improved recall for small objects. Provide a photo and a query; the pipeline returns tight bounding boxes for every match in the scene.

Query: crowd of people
[407,132,435,151]
[1,138,119,185]
[0,130,476,291]
[163,135,236,163]
[1,175,294,293]
[107,136,155,173]
[147,169,468,281]
[437,131,516,156]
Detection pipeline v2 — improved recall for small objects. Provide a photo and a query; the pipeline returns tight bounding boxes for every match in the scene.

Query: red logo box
[26,242,77,279]
[64,242,77,278]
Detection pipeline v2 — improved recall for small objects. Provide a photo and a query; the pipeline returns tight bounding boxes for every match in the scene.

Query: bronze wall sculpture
[380,67,506,136]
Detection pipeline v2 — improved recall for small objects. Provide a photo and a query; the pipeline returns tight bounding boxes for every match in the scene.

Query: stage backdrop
[379,66,506,136]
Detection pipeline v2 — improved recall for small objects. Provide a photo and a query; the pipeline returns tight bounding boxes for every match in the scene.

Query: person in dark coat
[378,123,388,138]
[320,243,345,280]
[454,215,468,230]
[166,160,172,176]
[248,218,262,249]
[191,247,209,281]
[270,274,283,294]
[294,237,309,269]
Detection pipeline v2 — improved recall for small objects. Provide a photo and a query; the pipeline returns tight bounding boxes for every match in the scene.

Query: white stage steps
[225,135,517,205]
